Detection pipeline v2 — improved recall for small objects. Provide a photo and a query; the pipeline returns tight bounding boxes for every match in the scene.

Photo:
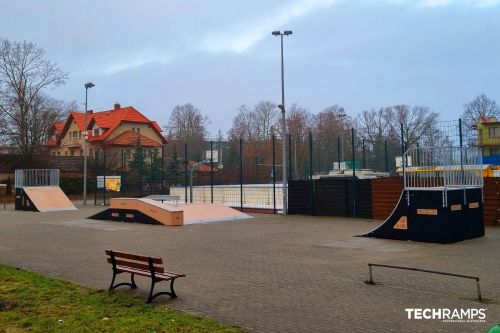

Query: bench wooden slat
[106,258,164,273]
[105,250,162,264]
[115,265,185,280]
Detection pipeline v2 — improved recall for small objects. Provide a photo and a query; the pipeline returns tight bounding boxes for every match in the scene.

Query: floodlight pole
[83,82,95,206]
[272,30,292,214]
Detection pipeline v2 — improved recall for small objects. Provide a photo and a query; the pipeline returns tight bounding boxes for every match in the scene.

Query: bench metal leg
[109,272,138,290]
[131,273,137,289]
[108,270,117,290]
[146,278,178,303]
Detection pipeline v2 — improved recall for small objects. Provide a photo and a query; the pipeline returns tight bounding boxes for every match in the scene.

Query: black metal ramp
[361,190,409,240]
[360,188,484,244]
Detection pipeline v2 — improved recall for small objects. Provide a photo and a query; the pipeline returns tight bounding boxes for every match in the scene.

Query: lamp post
[83,82,95,205]
[272,30,292,214]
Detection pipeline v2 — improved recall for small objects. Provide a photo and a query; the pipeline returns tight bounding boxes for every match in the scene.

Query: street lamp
[83,82,95,205]
[272,30,292,214]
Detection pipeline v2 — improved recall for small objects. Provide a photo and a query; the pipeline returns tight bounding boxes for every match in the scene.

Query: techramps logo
[405,308,487,323]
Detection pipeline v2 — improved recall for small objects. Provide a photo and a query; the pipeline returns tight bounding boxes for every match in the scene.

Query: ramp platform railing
[402,147,483,206]
[403,147,483,190]
[15,169,60,188]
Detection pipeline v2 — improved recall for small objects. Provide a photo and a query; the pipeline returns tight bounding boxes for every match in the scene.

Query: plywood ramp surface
[23,187,77,212]
[161,203,252,224]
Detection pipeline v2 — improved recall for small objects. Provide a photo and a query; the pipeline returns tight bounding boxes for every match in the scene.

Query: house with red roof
[48,103,166,157]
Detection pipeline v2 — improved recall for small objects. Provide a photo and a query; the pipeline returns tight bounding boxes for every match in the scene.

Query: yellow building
[477,116,500,164]
[47,103,166,157]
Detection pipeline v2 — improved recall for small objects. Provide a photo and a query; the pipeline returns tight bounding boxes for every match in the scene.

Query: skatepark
[2,151,499,332]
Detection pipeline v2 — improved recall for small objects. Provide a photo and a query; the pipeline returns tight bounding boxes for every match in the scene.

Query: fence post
[308,132,314,215]
[272,135,276,214]
[121,149,125,197]
[239,138,243,212]
[160,145,165,195]
[94,150,97,205]
[337,137,341,170]
[308,132,313,180]
[351,128,356,218]
[139,147,143,198]
[210,140,214,203]
[384,140,388,172]
[256,156,260,184]
[103,149,107,205]
[288,133,292,181]
[184,143,188,203]
[362,138,366,169]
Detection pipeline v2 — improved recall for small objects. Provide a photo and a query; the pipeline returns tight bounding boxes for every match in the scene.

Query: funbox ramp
[18,187,77,212]
[89,198,252,226]
[361,188,484,244]
[89,198,184,226]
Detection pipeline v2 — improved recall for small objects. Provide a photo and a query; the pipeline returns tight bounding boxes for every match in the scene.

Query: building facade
[47,103,166,157]
[477,116,500,164]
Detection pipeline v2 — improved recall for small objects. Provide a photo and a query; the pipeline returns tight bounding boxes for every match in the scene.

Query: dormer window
[94,128,100,136]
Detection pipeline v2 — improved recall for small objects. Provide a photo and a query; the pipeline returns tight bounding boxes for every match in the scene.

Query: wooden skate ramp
[22,187,77,212]
[109,198,184,226]
[90,198,252,226]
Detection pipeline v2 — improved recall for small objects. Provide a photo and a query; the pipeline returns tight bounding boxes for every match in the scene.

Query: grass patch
[0,265,243,333]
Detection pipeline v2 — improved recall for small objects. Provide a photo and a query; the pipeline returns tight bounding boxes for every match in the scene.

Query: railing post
[351,128,356,218]
[239,138,243,212]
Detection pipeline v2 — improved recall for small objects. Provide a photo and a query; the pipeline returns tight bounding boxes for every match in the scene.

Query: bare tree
[356,108,392,146]
[253,101,278,141]
[286,103,314,142]
[0,38,68,156]
[165,103,210,160]
[166,103,210,141]
[227,104,254,141]
[314,105,349,139]
[389,105,439,148]
[462,94,500,144]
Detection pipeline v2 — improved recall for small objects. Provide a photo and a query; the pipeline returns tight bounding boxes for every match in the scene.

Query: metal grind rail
[365,263,482,301]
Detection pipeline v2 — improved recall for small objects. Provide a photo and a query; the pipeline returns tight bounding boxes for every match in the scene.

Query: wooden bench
[105,250,186,303]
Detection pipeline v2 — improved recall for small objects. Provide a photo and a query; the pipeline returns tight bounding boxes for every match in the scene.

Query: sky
[1,0,499,137]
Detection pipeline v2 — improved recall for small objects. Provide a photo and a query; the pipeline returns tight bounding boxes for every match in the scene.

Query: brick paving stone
[0,205,498,332]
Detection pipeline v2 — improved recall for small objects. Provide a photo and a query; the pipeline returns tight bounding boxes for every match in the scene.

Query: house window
[491,148,500,156]
[94,128,99,136]
[489,127,500,138]
[71,150,75,156]
[57,151,61,156]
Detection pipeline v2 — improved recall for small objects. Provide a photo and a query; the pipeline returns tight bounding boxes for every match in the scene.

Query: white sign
[205,150,219,163]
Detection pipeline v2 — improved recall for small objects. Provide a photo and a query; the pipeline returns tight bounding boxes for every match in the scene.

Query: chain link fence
[92,119,468,212]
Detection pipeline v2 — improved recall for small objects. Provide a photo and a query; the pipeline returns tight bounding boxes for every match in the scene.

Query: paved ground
[0,203,499,333]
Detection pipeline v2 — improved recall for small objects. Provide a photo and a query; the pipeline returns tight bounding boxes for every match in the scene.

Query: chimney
[114,103,121,110]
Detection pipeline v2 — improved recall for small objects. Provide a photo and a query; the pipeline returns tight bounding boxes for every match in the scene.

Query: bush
[59,177,95,195]
[6,177,12,195]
